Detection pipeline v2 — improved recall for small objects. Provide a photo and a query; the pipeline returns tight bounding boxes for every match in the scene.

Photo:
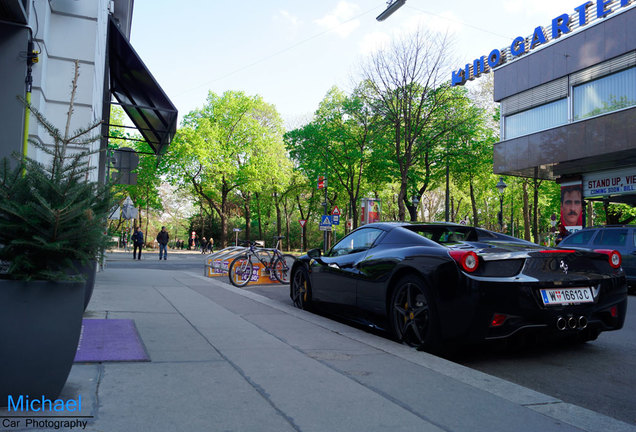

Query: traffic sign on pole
[319,215,332,231]
[299,219,307,228]
[332,206,340,216]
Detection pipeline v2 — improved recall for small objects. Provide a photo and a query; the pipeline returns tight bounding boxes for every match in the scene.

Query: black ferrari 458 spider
[289,222,628,352]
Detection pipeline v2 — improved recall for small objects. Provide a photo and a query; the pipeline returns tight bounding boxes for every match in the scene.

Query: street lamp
[376,0,406,21]
[495,177,507,231]
[411,194,419,222]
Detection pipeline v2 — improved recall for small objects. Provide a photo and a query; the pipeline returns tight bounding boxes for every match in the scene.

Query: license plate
[540,287,594,305]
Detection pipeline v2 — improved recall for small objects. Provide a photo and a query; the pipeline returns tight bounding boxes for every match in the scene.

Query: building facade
[0,0,176,182]
[491,1,636,219]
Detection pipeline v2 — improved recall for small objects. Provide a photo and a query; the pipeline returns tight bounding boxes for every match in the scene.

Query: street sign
[332,206,340,216]
[121,196,138,220]
[332,214,340,225]
[319,215,332,231]
[233,228,242,232]
[317,176,326,189]
[299,219,307,228]
[109,205,121,220]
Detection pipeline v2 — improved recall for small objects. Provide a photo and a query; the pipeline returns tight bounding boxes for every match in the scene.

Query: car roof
[360,221,466,230]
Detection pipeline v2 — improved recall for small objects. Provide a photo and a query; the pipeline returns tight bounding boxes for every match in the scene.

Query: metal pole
[445,162,450,222]
[499,195,504,231]
[323,148,329,251]
[510,187,514,237]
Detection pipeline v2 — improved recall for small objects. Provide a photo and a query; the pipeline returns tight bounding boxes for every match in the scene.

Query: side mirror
[307,248,322,259]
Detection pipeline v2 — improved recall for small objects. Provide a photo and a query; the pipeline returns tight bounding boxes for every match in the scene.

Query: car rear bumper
[462,277,628,342]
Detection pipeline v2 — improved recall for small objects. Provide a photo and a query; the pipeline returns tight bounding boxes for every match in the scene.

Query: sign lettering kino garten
[451,0,635,86]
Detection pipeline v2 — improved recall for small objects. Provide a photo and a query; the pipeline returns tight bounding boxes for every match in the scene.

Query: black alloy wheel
[291,266,312,310]
[390,275,439,352]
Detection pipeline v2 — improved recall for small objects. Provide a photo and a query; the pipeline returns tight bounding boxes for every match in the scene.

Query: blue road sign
[319,215,332,231]
[332,214,340,225]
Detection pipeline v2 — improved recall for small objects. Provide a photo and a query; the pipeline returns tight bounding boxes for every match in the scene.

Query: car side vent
[473,259,524,277]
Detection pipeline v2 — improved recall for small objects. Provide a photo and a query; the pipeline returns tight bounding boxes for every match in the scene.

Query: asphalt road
[108,252,636,426]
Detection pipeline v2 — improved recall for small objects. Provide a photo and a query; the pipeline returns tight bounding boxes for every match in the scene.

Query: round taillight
[609,250,622,268]
[594,249,622,269]
[449,250,479,273]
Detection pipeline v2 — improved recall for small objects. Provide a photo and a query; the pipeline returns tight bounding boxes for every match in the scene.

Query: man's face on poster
[562,189,582,226]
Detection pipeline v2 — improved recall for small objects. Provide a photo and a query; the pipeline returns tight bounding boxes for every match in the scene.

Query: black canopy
[108,17,177,155]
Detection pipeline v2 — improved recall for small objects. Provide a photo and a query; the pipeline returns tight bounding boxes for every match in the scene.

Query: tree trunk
[351,199,359,230]
[523,180,531,241]
[398,178,407,222]
[244,192,251,241]
[445,162,450,222]
[470,178,479,226]
[275,196,282,239]
[284,197,291,251]
[255,193,263,240]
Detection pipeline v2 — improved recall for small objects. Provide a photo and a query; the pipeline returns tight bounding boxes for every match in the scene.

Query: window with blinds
[501,51,636,140]
[573,66,636,120]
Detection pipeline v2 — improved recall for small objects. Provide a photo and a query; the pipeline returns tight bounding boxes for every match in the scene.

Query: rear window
[592,229,628,247]
[560,230,595,246]
[407,226,476,244]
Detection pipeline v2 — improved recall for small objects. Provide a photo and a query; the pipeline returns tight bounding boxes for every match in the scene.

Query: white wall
[27,0,111,181]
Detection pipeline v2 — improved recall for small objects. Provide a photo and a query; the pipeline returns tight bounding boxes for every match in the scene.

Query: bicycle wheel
[228,255,254,287]
[272,254,296,284]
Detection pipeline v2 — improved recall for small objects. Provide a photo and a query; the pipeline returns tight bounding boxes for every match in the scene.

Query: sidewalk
[2,253,634,432]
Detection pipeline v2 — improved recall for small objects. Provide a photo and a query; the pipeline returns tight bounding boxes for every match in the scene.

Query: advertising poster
[368,199,380,224]
[560,181,583,233]
[360,198,381,225]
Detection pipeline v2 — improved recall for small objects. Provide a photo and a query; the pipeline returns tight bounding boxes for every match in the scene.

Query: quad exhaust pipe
[556,315,587,330]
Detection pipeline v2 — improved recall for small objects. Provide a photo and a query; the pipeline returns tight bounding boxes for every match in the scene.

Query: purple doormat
[74,319,150,363]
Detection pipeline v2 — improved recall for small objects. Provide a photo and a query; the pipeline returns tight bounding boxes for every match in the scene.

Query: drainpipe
[23,39,38,163]
[0,20,35,166]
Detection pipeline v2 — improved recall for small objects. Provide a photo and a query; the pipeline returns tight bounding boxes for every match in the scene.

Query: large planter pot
[0,279,84,406]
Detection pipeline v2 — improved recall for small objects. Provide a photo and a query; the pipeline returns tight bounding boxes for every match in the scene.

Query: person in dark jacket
[156,226,169,260]
[131,227,144,260]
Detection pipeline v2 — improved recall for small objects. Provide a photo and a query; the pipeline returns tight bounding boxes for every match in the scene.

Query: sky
[129,0,591,128]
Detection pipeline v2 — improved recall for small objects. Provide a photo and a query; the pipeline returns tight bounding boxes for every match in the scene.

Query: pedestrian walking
[131,227,144,260]
[156,226,169,260]
[201,237,207,254]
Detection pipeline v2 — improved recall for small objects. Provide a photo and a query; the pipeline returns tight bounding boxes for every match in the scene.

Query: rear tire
[290,266,312,310]
[273,254,296,284]
[228,255,253,287]
[389,275,440,352]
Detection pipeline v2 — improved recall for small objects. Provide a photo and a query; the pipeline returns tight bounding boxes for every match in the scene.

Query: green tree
[443,87,497,226]
[286,86,376,230]
[359,28,461,221]
[163,91,288,247]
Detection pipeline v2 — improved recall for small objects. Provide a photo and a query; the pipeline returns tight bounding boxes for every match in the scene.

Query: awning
[108,17,177,155]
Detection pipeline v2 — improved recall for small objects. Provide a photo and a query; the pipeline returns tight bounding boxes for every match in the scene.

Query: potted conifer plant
[0,62,110,405]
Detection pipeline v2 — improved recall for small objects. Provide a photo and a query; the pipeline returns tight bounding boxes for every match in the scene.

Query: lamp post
[496,177,507,232]
[376,0,406,21]
[411,194,419,222]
